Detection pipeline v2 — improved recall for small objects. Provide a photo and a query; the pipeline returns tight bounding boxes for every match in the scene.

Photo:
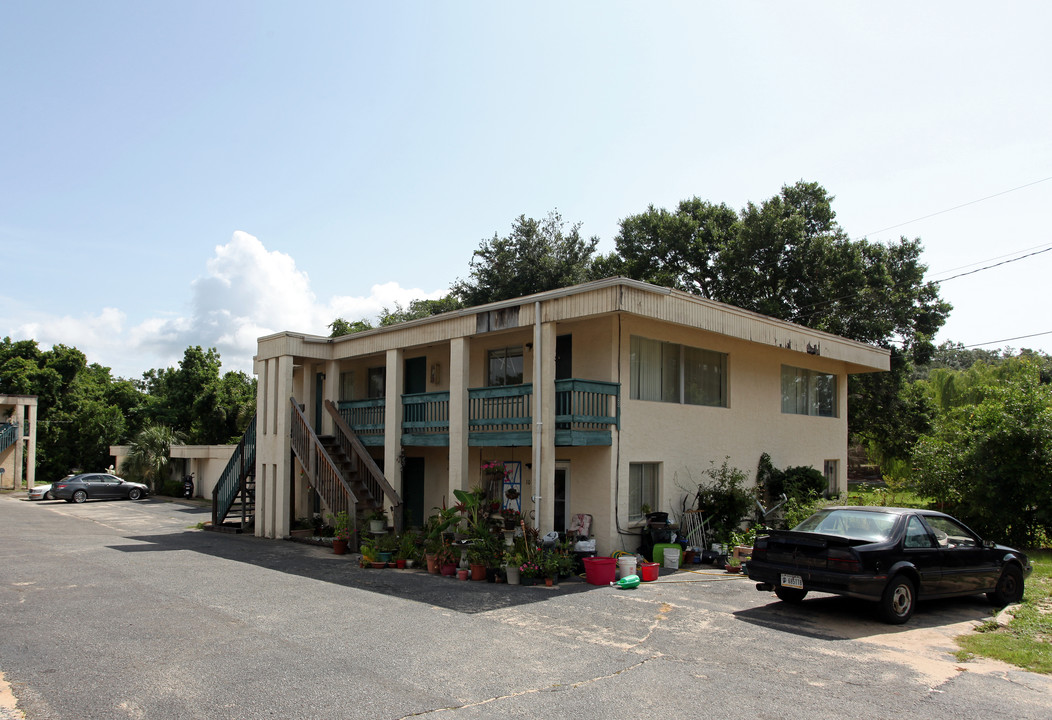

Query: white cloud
[11,231,446,378]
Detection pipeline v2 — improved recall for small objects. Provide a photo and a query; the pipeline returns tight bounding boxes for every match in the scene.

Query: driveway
[1,492,1050,719]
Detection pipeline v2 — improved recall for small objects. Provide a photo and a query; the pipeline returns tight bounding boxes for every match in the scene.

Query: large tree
[452,210,599,306]
[606,182,951,443]
[912,358,1052,547]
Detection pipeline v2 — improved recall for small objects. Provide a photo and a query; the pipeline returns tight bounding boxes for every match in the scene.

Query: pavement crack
[395,655,662,718]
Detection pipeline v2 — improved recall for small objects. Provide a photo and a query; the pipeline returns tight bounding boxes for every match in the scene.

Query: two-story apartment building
[248,278,889,555]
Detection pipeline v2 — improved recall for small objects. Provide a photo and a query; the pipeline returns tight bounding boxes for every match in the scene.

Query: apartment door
[405,356,427,394]
[554,462,570,535]
[402,457,425,529]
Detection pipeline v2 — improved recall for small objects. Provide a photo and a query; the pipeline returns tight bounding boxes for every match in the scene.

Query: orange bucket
[639,562,660,582]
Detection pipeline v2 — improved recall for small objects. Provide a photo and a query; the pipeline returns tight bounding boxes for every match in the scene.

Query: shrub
[695,459,755,545]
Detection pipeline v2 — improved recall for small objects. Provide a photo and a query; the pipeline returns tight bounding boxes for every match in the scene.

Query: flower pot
[520,576,537,586]
[395,558,406,569]
[505,564,521,585]
[457,568,469,581]
[370,561,386,569]
[405,559,415,569]
[545,577,554,587]
[724,564,741,573]
[426,553,438,574]
[441,563,457,577]
[369,519,385,533]
[332,539,348,555]
[470,563,487,581]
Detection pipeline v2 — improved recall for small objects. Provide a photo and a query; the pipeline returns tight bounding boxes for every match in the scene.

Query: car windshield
[793,509,897,542]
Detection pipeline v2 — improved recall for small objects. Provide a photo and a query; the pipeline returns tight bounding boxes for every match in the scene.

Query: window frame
[486,346,525,387]
[781,365,838,417]
[630,335,727,408]
[628,462,659,524]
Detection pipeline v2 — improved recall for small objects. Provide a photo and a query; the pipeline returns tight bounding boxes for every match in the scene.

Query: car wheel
[44,490,53,500]
[878,574,916,624]
[72,489,88,504]
[987,565,1025,606]
[775,586,808,604]
[128,488,142,501]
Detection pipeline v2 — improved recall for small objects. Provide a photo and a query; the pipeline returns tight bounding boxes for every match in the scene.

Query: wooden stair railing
[324,399,402,534]
[290,398,359,525]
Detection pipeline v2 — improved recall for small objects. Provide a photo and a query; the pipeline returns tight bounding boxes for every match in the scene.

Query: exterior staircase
[0,423,17,456]
[210,415,256,533]
[289,398,401,534]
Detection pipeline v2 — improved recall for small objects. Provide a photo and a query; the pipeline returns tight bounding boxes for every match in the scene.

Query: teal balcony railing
[338,378,619,447]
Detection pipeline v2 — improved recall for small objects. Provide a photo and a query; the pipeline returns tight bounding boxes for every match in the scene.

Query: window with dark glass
[367,367,386,399]
[487,346,524,386]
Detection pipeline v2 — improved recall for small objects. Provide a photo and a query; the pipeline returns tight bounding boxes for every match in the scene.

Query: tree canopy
[451,210,599,306]
[0,338,254,480]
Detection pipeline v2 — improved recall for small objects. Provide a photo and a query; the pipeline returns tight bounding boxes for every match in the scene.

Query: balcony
[337,379,619,448]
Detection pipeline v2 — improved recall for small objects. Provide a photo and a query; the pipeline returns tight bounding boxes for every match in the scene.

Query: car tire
[775,586,808,604]
[128,488,142,501]
[72,490,88,504]
[878,574,916,624]
[64,498,74,503]
[44,490,53,500]
[987,565,1024,607]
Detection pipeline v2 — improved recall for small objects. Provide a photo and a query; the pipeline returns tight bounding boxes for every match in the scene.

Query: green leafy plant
[327,510,351,541]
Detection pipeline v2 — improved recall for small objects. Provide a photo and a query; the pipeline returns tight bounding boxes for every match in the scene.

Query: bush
[695,459,755,545]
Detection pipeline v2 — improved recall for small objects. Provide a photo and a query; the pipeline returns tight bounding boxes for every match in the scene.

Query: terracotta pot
[396,558,406,569]
[441,563,457,577]
[426,553,438,574]
[470,563,487,581]
[370,561,386,569]
[545,577,554,587]
[724,564,742,573]
[457,568,470,581]
[332,539,348,555]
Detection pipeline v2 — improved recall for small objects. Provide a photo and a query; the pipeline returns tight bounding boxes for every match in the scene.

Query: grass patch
[846,482,931,509]
[955,549,1052,674]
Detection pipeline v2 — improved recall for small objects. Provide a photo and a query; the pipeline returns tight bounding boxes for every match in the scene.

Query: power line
[929,245,1052,284]
[963,331,1052,349]
[861,175,1052,237]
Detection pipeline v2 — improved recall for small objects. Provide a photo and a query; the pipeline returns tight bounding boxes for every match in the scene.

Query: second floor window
[367,367,386,399]
[781,366,836,417]
[630,336,727,407]
[487,346,524,386]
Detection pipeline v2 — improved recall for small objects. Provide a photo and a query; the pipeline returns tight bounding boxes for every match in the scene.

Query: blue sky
[3,2,1050,378]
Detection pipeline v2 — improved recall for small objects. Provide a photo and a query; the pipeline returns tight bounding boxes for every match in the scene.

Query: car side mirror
[982,539,996,549]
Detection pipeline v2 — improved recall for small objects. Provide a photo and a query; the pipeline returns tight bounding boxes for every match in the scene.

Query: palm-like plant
[122,424,184,493]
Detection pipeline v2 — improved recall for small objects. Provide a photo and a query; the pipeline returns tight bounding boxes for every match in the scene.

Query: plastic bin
[583,556,617,585]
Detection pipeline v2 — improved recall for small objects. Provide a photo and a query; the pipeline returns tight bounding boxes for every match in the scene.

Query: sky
[3,2,1050,379]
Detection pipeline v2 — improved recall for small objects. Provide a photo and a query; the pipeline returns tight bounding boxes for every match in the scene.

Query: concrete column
[384,348,404,500]
[12,403,24,490]
[538,321,558,534]
[25,400,36,488]
[323,359,340,434]
[448,337,470,500]
[257,355,294,539]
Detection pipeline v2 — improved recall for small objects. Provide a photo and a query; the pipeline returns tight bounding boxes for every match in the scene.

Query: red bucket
[583,556,617,585]
[639,562,659,582]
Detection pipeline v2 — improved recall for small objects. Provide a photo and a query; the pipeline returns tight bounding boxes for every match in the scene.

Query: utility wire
[861,175,1052,237]
[963,331,1052,349]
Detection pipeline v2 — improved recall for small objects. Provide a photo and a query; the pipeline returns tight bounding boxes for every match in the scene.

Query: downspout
[532,300,542,532]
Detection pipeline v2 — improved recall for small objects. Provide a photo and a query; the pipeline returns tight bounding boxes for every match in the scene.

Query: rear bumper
[746,559,887,602]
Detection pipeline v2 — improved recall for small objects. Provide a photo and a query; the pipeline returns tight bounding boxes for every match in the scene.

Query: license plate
[781,574,803,589]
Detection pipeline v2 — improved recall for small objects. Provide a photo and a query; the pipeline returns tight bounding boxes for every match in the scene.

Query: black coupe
[747,506,1032,624]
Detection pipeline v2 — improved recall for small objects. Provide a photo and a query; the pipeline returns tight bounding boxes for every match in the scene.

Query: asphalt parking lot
[2,492,1051,719]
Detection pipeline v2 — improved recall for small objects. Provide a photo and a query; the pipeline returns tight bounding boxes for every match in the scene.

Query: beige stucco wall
[1,395,37,490]
[111,444,235,499]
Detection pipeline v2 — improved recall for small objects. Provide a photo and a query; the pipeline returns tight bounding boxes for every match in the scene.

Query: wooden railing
[324,400,402,533]
[402,391,450,441]
[336,398,385,444]
[554,379,620,429]
[290,399,358,523]
[212,414,256,527]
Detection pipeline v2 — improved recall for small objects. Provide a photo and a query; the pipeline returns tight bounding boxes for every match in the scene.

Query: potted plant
[366,508,387,533]
[375,532,399,564]
[724,555,742,573]
[500,508,522,530]
[504,551,523,585]
[518,559,542,586]
[396,531,419,569]
[435,542,457,576]
[328,510,351,555]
